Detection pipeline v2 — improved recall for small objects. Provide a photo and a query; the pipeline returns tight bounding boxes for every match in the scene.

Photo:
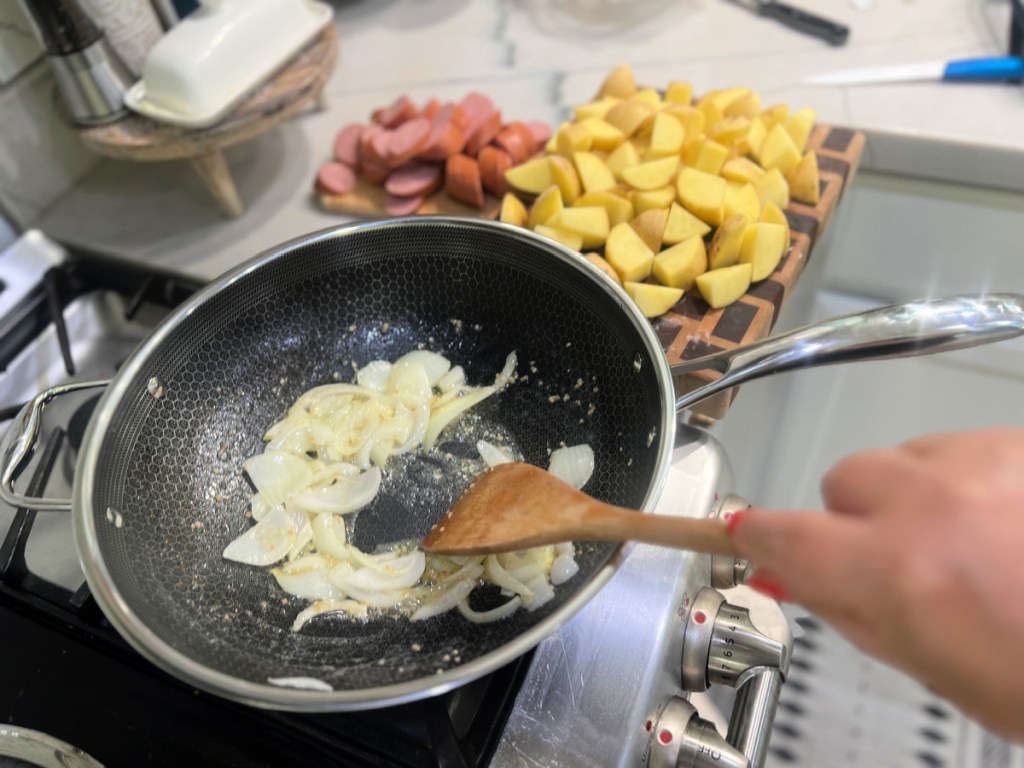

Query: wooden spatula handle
[592,512,741,558]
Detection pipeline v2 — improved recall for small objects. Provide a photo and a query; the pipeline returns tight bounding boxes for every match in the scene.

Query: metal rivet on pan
[147,376,165,398]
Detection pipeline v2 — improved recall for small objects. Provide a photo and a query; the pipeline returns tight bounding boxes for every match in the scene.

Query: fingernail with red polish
[746,574,790,602]
[725,509,745,535]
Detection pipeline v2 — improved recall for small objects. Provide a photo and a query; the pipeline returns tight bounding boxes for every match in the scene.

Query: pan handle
[670,293,1024,412]
[0,380,109,512]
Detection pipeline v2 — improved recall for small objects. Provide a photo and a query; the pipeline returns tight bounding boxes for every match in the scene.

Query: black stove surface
[0,250,531,768]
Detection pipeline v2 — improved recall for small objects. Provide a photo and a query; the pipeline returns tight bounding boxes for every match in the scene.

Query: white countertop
[35,0,1024,282]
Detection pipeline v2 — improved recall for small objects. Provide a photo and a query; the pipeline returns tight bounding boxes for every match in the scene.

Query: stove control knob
[711,494,752,589]
[647,697,749,768]
[682,587,790,691]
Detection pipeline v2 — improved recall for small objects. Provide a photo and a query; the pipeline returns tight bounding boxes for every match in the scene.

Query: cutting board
[318,122,865,420]
[320,179,501,219]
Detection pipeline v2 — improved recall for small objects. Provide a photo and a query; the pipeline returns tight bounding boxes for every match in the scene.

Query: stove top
[0,234,530,767]
[0,231,791,768]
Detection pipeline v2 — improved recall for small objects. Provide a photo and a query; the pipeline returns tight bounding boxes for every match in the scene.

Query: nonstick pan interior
[74,217,675,709]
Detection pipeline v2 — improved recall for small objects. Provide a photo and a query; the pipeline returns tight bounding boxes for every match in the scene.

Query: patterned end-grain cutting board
[321,123,866,420]
[669,123,865,419]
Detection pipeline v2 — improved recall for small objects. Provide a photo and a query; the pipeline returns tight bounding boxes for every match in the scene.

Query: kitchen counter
[33,0,1024,282]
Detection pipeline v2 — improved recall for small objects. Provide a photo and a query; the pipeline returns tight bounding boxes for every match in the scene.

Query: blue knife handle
[760,2,849,46]
[943,56,1024,82]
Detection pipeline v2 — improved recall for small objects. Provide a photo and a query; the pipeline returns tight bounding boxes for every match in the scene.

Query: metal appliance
[0,231,789,767]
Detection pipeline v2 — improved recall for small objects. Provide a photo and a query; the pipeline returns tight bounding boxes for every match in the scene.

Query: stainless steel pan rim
[71,216,679,711]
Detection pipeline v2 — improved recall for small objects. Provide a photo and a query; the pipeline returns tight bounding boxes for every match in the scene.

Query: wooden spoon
[421,462,740,557]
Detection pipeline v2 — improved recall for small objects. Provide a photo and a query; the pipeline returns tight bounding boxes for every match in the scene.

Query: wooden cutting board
[668,122,865,419]
[318,122,865,420]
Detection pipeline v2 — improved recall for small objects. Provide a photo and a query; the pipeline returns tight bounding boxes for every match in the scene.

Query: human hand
[728,427,1024,742]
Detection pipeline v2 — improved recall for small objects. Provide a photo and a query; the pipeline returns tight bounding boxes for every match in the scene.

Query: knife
[726,0,849,46]
[804,56,1024,86]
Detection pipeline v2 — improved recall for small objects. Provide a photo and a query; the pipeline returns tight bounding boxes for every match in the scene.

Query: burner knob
[648,697,749,768]
[711,494,751,589]
[682,587,790,691]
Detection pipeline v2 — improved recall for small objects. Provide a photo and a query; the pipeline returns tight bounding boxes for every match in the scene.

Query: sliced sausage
[385,161,443,198]
[384,192,426,216]
[385,117,431,168]
[418,104,468,161]
[333,123,364,168]
[445,153,485,208]
[421,98,441,120]
[359,123,388,165]
[316,161,357,196]
[372,95,418,128]
[494,121,538,164]
[491,124,532,165]
[477,146,513,197]
[459,91,496,137]
[361,156,391,186]
[526,120,552,150]
[463,109,503,157]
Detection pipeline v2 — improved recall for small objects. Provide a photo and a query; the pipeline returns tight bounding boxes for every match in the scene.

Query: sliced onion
[286,467,382,516]
[223,506,296,566]
[286,507,313,560]
[250,493,273,522]
[310,513,348,559]
[355,360,392,391]
[344,551,425,591]
[424,387,495,450]
[272,555,340,600]
[291,599,368,630]
[550,552,579,585]
[522,574,556,610]
[458,595,522,623]
[548,444,595,490]
[495,351,518,388]
[243,451,313,507]
[436,365,466,394]
[268,676,333,692]
[395,350,451,385]
[484,554,533,599]
[476,440,513,467]
[388,360,431,403]
[410,578,476,621]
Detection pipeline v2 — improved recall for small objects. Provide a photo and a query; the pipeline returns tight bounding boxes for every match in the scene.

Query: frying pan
[2,217,1022,712]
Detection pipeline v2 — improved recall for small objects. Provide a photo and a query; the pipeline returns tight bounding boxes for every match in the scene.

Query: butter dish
[124,0,332,129]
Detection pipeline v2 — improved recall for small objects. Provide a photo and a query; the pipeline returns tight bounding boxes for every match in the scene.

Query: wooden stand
[75,26,339,217]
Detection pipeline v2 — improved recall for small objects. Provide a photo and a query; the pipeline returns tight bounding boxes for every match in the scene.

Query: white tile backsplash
[0,59,100,228]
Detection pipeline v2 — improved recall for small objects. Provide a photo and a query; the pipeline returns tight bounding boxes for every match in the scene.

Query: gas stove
[0,231,790,768]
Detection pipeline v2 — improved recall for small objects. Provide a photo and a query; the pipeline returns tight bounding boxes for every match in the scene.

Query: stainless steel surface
[0,380,107,511]
[649,697,749,768]
[671,294,1024,412]
[0,231,65,321]
[681,587,726,693]
[727,669,783,768]
[0,726,105,768]
[47,37,133,125]
[710,494,751,589]
[492,425,731,767]
[705,593,789,688]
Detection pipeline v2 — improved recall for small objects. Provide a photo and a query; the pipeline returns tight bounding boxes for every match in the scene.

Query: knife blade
[726,0,849,46]
[804,56,1024,86]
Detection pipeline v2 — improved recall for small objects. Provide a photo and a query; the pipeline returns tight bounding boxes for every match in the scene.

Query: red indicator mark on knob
[694,611,707,624]
[659,729,673,744]
[645,720,653,731]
